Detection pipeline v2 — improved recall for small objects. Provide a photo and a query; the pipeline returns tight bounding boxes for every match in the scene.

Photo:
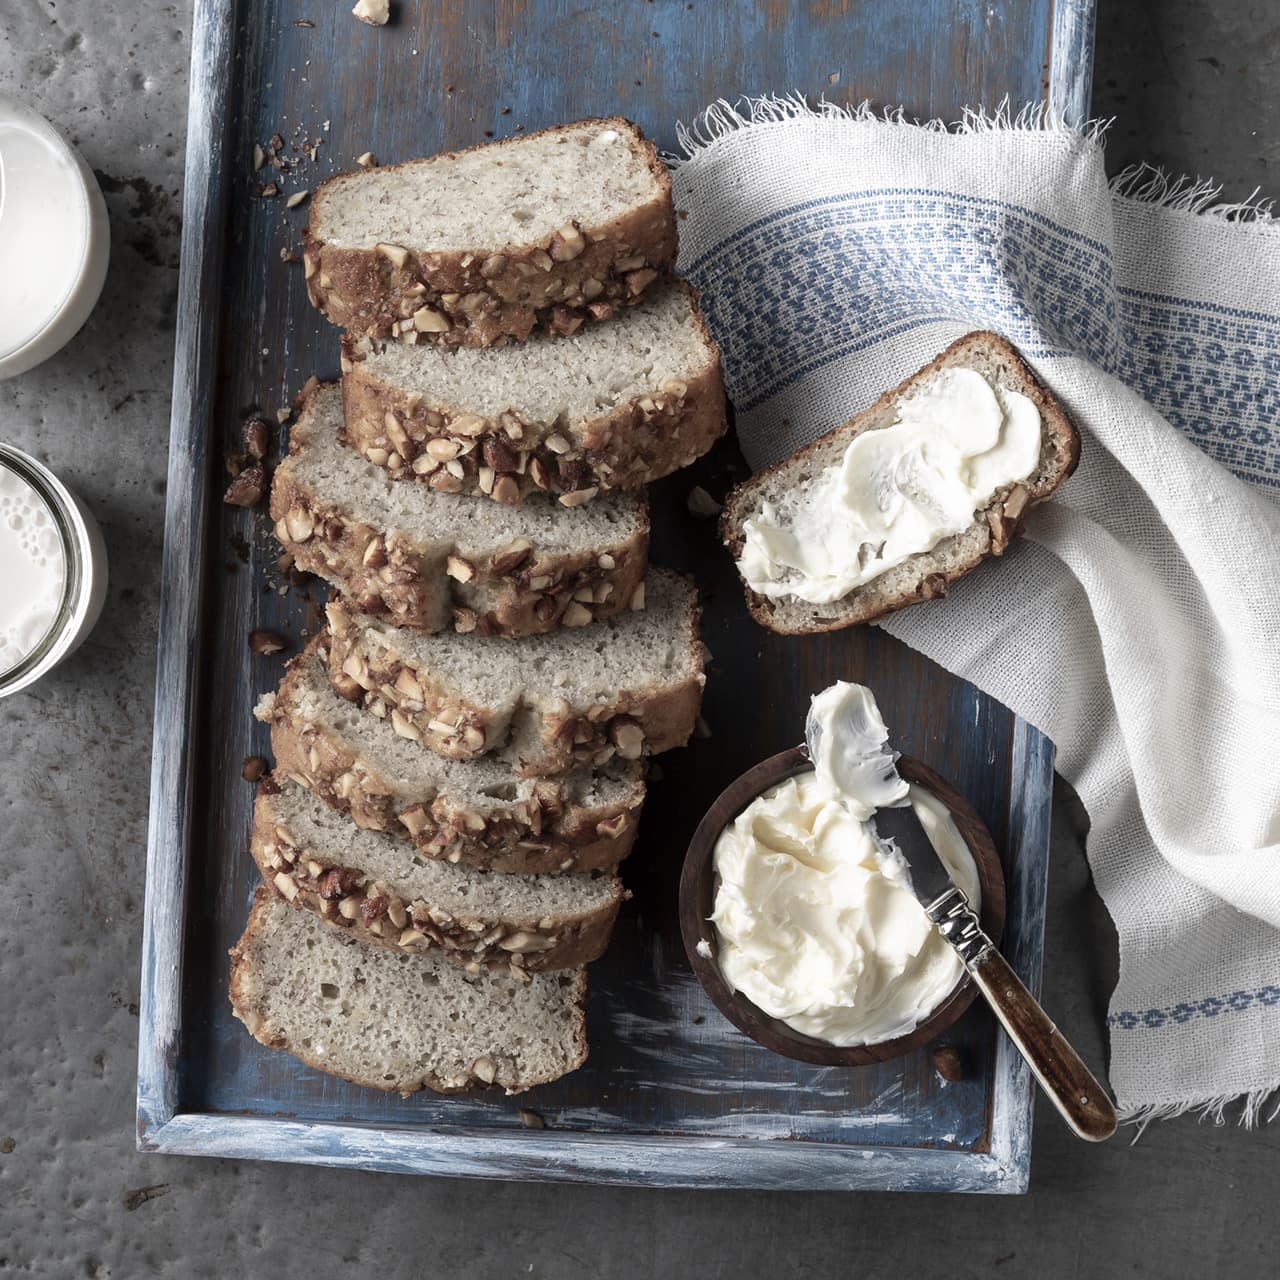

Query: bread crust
[721,331,1082,634]
[229,888,589,1095]
[303,118,677,347]
[260,642,644,874]
[322,580,705,777]
[338,290,727,504]
[269,392,650,635]
[250,780,624,973]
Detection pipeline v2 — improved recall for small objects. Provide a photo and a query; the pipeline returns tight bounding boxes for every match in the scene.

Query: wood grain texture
[1048,0,1097,124]
[138,0,1087,1190]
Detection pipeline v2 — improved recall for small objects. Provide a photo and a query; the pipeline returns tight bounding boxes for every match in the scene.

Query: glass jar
[0,96,110,380]
[0,443,107,697]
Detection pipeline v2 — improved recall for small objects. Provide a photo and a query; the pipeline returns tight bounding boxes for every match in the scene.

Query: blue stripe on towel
[685,188,1280,491]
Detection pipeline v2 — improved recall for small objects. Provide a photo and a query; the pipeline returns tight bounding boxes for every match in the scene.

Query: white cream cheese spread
[709,682,980,1047]
[738,367,1042,604]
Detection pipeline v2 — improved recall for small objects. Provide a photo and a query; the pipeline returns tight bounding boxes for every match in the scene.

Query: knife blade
[872,803,971,921]
[873,798,1117,1143]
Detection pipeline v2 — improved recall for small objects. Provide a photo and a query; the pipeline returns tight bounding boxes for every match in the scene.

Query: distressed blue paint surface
[139,0,1092,1189]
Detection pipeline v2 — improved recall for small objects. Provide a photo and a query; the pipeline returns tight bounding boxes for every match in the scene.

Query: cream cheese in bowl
[707,683,980,1048]
[0,445,107,696]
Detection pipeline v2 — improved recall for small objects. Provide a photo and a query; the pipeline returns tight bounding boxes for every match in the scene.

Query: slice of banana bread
[721,332,1081,634]
[255,637,644,874]
[340,280,726,503]
[304,118,676,346]
[324,568,704,776]
[271,381,649,634]
[230,888,588,1094]
[253,776,626,972]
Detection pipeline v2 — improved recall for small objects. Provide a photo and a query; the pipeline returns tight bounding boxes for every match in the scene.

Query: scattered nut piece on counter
[275,408,291,424]
[223,463,265,508]
[932,1045,964,1082]
[285,190,309,209]
[241,755,269,782]
[686,485,723,519]
[356,151,378,168]
[252,143,265,171]
[249,629,288,656]
[351,0,390,26]
[242,416,271,461]
[518,1109,546,1129]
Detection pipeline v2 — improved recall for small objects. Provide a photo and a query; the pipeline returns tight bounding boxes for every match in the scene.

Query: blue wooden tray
[138,0,1093,1192]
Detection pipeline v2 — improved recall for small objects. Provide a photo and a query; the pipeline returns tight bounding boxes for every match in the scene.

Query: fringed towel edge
[667,94,1110,168]
[670,93,1279,232]
[1111,161,1279,227]
[1122,1086,1280,1140]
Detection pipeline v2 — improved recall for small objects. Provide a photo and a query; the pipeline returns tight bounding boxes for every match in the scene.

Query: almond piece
[549,223,586,261]
[376,242,410,268]
[284,508,314,543]
[352,0,390,25]
[248,629,288,656]
[491,475,521,505]
[413,306,450,333]
[611,719,645,760]
[399,804,431,836]
[624,267,658,296]
[426,438,461,462]
[444,555,474,584]
[273,872,299,901]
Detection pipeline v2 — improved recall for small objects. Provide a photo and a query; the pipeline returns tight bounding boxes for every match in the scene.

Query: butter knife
[875,804,1118,1142]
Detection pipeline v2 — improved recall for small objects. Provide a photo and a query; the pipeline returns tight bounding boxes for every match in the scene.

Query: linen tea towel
[671,99,1280,1122]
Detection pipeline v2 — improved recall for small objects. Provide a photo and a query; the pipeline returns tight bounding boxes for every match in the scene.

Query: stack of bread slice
[230,118,725,1096]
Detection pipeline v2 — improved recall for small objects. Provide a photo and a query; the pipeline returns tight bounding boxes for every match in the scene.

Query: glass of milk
[0,444,107,696]
[0,97,110,379]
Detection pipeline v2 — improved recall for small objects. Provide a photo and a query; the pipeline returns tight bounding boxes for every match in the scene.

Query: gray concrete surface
[1,2,1277,1277]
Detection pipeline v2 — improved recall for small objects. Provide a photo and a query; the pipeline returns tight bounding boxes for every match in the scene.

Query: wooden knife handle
[970,947,1118,1142]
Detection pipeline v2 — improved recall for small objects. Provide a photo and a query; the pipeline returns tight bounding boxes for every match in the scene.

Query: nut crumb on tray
[352,0,390,25]
[686,485,722,518]
[249,629,288,656]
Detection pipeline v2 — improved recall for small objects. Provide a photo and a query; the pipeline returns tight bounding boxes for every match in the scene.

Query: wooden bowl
[679,746,1007,1067]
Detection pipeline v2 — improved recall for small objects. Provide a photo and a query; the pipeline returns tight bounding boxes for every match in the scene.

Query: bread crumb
[352,0,390,25]
[686,485,722,519]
